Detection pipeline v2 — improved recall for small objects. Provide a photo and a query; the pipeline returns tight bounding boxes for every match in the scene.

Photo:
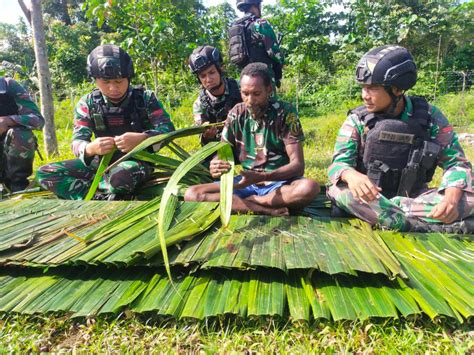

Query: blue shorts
[232,175,299,199]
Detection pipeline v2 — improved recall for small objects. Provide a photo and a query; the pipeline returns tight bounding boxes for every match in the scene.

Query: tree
[19,0,58,157]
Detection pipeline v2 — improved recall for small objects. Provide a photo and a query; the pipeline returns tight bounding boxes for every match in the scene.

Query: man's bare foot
[269,207,289,216]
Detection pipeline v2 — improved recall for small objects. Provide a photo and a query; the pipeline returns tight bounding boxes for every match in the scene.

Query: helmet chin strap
[384,86,403,116]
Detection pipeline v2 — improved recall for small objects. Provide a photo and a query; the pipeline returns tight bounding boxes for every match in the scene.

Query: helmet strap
[384,86,403,116]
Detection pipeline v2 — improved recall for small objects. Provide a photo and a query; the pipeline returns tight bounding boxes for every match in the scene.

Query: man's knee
[108,169,134,193]
[293,179,320,201]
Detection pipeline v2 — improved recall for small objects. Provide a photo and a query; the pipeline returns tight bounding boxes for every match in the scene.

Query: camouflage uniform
[232,13,284,90]
[193,77,242,145]
[222,99,304,172]
[0,77,44,191]
[327,96,474,230]
[37,87,174,199]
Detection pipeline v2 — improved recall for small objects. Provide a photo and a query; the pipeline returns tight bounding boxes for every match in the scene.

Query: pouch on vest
[228,22,250,67]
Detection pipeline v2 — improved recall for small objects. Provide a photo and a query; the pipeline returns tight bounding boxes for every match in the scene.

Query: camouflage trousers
[328,183,474,230]
[36,158,153,200]
[1,127,37,191]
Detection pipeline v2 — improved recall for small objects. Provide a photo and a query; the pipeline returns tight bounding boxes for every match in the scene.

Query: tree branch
[18,0,32,25]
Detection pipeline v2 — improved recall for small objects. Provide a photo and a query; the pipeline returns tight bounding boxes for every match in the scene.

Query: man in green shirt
[185,62,319,215]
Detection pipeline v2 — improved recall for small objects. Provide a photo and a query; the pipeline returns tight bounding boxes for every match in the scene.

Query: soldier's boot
[403,217,474,234]
[5,156,33,192]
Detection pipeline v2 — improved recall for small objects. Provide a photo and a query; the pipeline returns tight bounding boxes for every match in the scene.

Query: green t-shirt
[222,100,304,172]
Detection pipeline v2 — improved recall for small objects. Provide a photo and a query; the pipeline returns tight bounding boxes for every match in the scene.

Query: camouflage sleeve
[143,91,175,136]
[430,106,473,192]
[6,78,44,130]
[192,96,208,125]
[71,94,95,165]
[253,19,284,65]
[281,103,304,144]
[327,114,364,185]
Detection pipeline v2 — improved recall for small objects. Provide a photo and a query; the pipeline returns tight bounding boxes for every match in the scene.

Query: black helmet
[87,44,134,79]
[236,0,262,11]
[188,46,223,74]
[355,45,417,90]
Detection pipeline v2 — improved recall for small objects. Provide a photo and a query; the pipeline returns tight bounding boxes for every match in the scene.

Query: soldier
[228,0,284,90]
[185,62,319,216]
[37,44,175,200]
[189,45,242,145]
[0,76,44,192]
[327,45,474,233]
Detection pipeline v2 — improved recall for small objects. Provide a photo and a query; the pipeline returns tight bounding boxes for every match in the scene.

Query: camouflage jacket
[72,87,174,165]
[0,77,44,130]
[222,99,304,172]
[328,96,473,192]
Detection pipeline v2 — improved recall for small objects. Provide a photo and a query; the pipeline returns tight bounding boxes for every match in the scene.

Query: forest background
[0,0,473,352]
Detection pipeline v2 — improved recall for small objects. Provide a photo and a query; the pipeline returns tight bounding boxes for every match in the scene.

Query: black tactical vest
[228,14,274,69]
[198,78,242,124]
[0,77,19,117]
[353,97,440,198]
[89,86,148,138]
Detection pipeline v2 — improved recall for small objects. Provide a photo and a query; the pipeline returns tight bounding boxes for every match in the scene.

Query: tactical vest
[89,86,148,138]
[198,78,242,124]
[353,97,440,198]
[0,77,19,117]
[228,14,274,69]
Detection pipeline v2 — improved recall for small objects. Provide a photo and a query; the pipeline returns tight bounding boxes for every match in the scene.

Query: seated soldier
[37,45,175,200]
[189,45,242,146]
[185,62,319,216]
[327,45,473,234]
[0,76,44,192]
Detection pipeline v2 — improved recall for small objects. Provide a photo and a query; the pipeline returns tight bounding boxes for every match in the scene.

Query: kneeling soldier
[327,45,473,233]
[37,45,175,199]
[189,45,242,146]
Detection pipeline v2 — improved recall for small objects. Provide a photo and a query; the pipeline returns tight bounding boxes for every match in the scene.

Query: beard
[248,103,268,121]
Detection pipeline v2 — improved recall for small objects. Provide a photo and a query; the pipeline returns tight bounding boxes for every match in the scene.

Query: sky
[0,0,277,25]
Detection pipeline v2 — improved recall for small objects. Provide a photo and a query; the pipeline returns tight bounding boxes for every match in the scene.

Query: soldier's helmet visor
[98,57,122,79]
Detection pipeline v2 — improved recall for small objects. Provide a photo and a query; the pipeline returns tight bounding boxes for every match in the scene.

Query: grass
[18,89,474,351]
[0,315,472,352]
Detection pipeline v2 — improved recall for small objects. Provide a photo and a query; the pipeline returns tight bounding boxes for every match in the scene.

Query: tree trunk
[20,0,58,157]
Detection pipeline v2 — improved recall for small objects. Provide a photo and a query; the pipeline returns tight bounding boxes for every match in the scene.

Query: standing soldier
[327,45,473,234]
[37,44,175,200]
[228,0,284,91]
[0,76,44,192]
[189,45,242,146]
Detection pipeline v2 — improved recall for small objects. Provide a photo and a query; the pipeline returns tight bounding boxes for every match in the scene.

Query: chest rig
[0,78,19,117]
[89,86,148,138]
[353,97,441,198]
[199,78,242,124]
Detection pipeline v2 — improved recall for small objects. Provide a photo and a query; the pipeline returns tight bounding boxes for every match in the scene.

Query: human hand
[202,125,218,140]
[209,159,231,179]
[427,187,462,223]
[234,169,266,188]
[85,137,116,157]
[114,132,148,153]
[342,169,382,203]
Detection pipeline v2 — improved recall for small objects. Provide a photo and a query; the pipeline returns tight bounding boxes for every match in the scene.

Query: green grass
[22,90,474,351]
[0,315,472,352]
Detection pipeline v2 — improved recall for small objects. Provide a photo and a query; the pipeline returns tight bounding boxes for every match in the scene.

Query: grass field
[5,90,473,352]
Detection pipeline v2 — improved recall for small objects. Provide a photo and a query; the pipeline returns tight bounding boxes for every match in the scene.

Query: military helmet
[355,45,417,90]
[236,0,262,11]
[87,44,134,79]
[188,46,223,74]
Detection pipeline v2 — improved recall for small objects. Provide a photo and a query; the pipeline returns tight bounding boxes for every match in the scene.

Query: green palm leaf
[83,150,115,201]
[158,141,231,278]
[217,143,234,227]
